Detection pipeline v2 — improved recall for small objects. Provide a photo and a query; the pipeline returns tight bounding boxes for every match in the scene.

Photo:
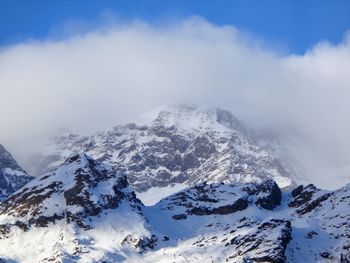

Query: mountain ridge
[0,153,154,262]
[25,104,294,203]
[0,154,349,262]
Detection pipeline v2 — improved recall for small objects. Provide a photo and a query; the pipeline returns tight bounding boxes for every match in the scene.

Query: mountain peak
[136,104,243,132]
[26,105,294,198]
[0,144,33,200]
[0,154,141,229]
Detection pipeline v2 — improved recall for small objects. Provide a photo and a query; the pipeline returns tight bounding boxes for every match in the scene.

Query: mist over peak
[0,18,349,189]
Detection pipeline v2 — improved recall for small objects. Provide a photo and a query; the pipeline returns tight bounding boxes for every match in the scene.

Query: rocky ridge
[27,105,294,197]
[0,154,154,262]
[0,154,348,262]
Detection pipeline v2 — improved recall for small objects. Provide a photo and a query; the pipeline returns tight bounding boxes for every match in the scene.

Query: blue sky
[0,0,349,54]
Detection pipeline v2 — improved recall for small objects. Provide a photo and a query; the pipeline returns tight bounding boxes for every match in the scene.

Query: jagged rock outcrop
[157,179,282,222]
[227,219,292,263]
[254,179,282,210]
[0,144,33,200]
[0,154,154,262]
[288,183,332,214]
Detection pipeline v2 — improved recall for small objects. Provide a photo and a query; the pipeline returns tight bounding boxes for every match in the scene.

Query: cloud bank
[0,17,349,188]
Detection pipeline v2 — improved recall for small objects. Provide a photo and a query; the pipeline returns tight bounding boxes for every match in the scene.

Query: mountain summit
[27,104,294,202]
[136,104,244,132]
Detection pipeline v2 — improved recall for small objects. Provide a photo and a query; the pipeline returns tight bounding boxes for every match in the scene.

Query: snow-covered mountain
[0,154,349,262]
[26,104,294,201]
[0,144,33,201]
[144,180,350,262]
[0,154,155,262]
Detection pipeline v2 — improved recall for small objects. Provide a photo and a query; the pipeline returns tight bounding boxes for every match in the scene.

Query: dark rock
[289,184,319,208]
[188,198,248,216]
[291,185,304,197]
[320,252,330,258]
[228,219,292,263]
[172,214,187,220]
[295,193,331,215]
[255,179,282,210]
[122,234,158,253]
[0,224,11,239]
[0,144,33,200]
[305,231,318,239]
[0,154,144,235]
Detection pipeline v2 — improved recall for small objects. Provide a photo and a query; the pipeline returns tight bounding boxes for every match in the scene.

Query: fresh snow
[136,183,187,205]
[0,154,349,262]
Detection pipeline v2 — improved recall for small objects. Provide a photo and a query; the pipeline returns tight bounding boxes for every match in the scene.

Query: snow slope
[0,154,349,262]
[0,154,155,262]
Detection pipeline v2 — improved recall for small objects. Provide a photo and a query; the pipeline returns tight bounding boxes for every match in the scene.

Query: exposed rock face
[27,105,294,194]
[122,234,158,253]
[157,180,282,221]
[288,183,332,215]
[285,183,350,263]
[149,180,350,263]
[145,180,294,263]
[227,219,292,263]
[289,184,320,208]
[0,155,348,262]
[0,154,143,230]
[0,154,154,262]
[254,179,282,210]
[0,144,33,200]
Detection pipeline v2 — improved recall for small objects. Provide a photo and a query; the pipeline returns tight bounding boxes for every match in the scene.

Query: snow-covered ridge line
[0,153,349,262]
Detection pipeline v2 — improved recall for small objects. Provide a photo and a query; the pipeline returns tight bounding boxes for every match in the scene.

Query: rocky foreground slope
[0,154,349,262]
[0,144,33,201]
[27,105,294,196]
[0,154,154,262]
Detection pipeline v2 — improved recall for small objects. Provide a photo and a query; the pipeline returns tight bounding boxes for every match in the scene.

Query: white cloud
[0,17,349,188]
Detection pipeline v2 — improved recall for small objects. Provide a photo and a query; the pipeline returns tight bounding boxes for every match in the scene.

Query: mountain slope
[0,144,33,201]
[141,180,349,263]
[0,154,348,262]
[27,105,294,200]
[0,154,155,262]
[140,180,291,263]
